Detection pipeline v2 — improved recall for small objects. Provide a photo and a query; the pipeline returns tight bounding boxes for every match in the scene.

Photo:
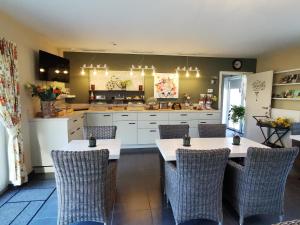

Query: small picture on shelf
[294,90,300,98]
[279,74,300,84]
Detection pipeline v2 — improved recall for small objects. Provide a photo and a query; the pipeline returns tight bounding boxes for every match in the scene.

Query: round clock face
[232,59,242,70]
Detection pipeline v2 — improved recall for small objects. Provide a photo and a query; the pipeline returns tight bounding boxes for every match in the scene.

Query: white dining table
[290,135,300,142]
[156,137,268,161]
[63,139,121,159]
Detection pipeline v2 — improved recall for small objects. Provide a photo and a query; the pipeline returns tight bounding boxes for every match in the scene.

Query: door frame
[218,71,253,129]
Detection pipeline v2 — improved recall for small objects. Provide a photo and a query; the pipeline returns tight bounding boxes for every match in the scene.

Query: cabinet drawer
[197,112,221,120]
[113,112,137,121]
[68,114,84,131]
[86,113,113,126]
[68,126,83,142]
[138,120,169,129]
[138,112,168,121]
[198,119,221,124]
[169,120,198,128]
[169,112,193,120]
[138,129,160,144]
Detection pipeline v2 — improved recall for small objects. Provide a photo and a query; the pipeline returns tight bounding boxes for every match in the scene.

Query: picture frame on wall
[154,73,179,98]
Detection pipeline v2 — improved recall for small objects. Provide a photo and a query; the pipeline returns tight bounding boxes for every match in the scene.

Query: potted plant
[25,83,63,117]
[117,80,131,90]
[228,105,245,145]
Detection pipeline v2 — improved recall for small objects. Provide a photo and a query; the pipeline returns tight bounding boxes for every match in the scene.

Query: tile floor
[0,148,299,225]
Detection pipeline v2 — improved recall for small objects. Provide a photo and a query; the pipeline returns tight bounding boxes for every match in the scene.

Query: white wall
[0,11,60,176]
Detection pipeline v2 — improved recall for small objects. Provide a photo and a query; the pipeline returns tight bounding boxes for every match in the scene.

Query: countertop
[30,108,221,121]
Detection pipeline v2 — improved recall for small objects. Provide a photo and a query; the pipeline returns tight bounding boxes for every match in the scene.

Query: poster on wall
[154,73,179,98]
[89,70,144,91]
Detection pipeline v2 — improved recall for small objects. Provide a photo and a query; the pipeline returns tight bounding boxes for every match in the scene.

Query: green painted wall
[64,52,256,108]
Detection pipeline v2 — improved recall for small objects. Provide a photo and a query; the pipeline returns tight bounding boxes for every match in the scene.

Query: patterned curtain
[0,38,27,186]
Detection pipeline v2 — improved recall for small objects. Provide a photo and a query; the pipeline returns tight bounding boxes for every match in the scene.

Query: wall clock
[232,59,242,70]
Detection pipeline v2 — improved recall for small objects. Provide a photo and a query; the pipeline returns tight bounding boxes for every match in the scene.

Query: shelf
[272,98,300,101]
[274,68,300,74]
[89,90,144,92]
[273,83,300,86]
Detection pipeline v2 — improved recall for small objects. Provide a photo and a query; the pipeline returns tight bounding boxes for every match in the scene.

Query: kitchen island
[29,108,221,172]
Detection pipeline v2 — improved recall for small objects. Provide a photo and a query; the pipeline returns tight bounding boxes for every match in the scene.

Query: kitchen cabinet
[113,120,137,144]
[29,113,84,172]
[29,110,221,172]
[86,113,113,126]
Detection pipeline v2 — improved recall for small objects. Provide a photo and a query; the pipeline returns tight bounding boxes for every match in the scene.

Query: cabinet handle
[200,122,207,124]
[70,131,75,135]
[129,122,136,124]
[77,127,81,131]
[81,115,84,119]
[206,113,213,116]
[150,114,157,116]
[104,115,111,117]
[150,130,156,132]
[121,115,129,117]
[73,119,77,123]
[149,122,157,124]
[180,114,187,116]
[180,122,188,124]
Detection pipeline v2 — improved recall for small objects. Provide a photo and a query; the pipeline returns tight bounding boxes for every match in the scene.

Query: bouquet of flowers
[25,83,63,101]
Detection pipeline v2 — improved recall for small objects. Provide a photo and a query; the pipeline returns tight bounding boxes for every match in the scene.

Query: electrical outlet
[207,89,213,93]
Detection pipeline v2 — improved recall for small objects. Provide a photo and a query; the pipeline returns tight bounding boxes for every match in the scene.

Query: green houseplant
[228,105,245,145]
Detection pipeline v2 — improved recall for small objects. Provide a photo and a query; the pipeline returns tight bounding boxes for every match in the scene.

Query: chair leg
[239,217,244,225]
[279,215,284,222]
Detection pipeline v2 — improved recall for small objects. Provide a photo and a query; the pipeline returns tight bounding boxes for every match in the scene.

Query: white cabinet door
[190,128,199,138]
[138,129,160,144]
[113,121,137,144]
[86,113,113,126]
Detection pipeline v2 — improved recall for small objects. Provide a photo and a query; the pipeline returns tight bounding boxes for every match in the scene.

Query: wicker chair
[83,126,117,139]
[165,148,230,225]
[158,124,189,139]
[51,150,117,225]
[224,147,299,225]
[273,220,300,225]
[198,124,226,137]
[291,122,300,147]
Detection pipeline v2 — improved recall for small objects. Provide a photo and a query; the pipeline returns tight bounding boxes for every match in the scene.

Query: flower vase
[41,100,55,118]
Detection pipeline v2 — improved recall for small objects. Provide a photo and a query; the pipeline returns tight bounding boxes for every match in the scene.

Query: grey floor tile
[34,191,57,219]
[29,217,57,225]
[0,189,18,207]
[0,202,28,225]
[9,188,54,202]
[11,201,44,225]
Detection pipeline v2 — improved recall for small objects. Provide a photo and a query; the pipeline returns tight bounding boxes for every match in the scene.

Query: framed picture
[154,73,179,98]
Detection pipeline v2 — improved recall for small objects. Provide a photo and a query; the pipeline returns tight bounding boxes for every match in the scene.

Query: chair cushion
[69,221,103,225]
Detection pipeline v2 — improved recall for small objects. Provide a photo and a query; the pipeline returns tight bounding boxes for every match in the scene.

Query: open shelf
[272,98,300,101]
[273,83,300,86]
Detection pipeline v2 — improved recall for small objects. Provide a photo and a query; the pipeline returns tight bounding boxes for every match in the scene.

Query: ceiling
[1,0,300,58]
